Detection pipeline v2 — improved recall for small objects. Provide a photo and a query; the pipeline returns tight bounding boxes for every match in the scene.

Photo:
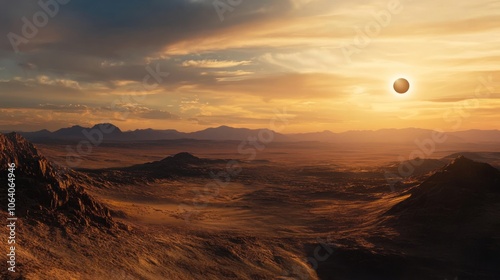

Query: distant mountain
[12,124,500,143]
[18,124,291,142]
[343,128,463,143]
[451,129,500,143]
[20,129,52,140]
[53,125,88,138]
[127,128,186,140]
[189,125,289,141]
[288,130,336,142]
[0,132,113,228]
[51,123,124,140]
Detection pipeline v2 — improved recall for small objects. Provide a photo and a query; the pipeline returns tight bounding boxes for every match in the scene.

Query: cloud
[0,78,86,108]
[182,59,252,68]
[260,49,345,73]
[38,103,90,112]
[0,0,299,57]
[198,72,370,100]
[139,110,180,120]
[101,103,180,120]
[18,62,37,71]
[100,60,125,68]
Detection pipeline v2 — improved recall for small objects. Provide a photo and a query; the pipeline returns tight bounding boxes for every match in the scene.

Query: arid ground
[2,136,500,280]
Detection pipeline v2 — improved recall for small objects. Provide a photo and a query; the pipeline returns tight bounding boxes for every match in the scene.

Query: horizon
[2,123,500,134]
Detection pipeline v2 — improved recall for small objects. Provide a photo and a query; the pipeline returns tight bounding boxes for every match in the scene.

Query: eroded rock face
[0,132,56,179]
[0,132,113,228]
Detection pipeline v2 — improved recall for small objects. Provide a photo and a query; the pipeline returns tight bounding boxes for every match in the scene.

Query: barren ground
[3,140,500,279]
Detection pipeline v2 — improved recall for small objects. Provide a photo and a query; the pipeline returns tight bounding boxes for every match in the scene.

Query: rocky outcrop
[0,132,113,228]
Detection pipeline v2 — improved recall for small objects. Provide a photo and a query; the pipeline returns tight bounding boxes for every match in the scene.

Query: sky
[0,0,499,133]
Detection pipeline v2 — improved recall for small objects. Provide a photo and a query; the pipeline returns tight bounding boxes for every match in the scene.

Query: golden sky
[0,0,499,132]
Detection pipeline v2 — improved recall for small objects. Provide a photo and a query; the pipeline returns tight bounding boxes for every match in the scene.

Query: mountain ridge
[8,124,500,143]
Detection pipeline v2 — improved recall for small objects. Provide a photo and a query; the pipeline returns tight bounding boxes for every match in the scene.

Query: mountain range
[7,124,500,143]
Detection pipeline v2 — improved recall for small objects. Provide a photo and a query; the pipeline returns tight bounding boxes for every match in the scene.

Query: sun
[394,78,410,94]
[389,75,414,97]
